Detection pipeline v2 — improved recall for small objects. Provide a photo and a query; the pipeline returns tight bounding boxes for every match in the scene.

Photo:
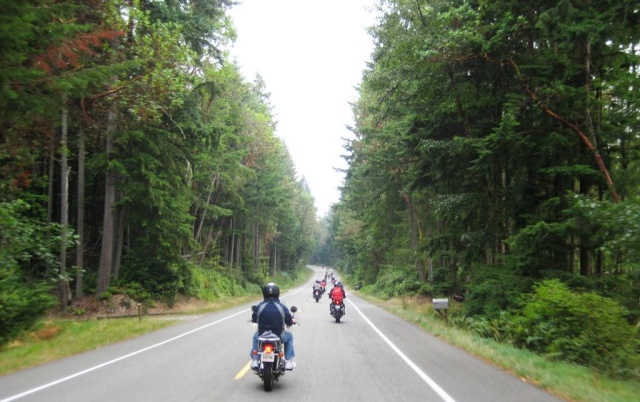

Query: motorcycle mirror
[251,305,257,312]
[290,306,297,313]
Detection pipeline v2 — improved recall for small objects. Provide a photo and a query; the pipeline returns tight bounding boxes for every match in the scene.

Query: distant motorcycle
[313,288,321,302]
[252,306,298,391]
[330,299,345,323]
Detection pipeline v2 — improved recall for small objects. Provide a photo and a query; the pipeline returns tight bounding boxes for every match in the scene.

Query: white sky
[228,0,378,217]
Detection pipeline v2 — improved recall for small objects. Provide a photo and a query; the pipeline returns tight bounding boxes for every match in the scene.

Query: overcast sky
[228,0,378,217]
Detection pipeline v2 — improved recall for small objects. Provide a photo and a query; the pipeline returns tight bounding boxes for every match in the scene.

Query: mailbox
[432,298,449,310]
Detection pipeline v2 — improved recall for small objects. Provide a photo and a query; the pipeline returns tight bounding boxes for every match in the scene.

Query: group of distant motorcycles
[251,271,347,392]
[312,274,346,323]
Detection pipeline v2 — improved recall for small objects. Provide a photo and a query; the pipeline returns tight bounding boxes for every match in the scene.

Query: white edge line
[1,309,248,402]
[3,275,317,401]
[347,298,457,402]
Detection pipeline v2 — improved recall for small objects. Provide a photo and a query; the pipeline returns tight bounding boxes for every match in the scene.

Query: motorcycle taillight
[263,344,274,353]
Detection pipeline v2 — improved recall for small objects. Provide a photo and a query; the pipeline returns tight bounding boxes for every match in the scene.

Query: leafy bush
[183,263,258,302]
[105,282,153,304]
[0,267,56,345]
[510,279,640,378]
[119,254,182,298]
[464,312,517,344]
[368,265,422,299]
[0,200,57,345]
[464,263,533,318]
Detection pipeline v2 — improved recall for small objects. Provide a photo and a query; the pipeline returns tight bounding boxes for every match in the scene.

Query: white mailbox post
[432,298,449,324]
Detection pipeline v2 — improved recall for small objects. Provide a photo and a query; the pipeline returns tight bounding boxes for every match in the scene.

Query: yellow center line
[234,361,252,380]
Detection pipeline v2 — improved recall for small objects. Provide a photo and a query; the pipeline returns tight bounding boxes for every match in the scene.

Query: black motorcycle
[313,288,321,302]
[252,306,298,391]
[330,299,345,323]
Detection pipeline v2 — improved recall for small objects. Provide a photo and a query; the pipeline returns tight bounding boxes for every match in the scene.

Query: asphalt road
[0,267,561,402]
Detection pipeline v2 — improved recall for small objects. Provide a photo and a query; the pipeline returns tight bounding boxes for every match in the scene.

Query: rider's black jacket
[251,297,293,336]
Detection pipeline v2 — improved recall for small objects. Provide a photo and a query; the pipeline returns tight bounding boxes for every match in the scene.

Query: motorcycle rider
[329,281,346,315]
[312,280,322,297]
[250,282,297,371]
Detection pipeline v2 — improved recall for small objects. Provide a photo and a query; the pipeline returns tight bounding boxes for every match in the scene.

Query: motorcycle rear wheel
[262,362,274,391]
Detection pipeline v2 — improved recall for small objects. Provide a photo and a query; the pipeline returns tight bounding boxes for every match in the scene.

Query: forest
[324,0,640,378]
[1,0,317,344]
[2,0,640,381]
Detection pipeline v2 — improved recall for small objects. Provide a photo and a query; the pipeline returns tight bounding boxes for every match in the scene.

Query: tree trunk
[595,250,603,276]
[227,218,234,267]
[238,222,244,272]
[195,172,219,243]
[403,192,426,282]
[112,205,125,281]
[272,235,278,277]
[426,223,434,282]
[47,135,55,226]
[46,128,56,279]
[579,242,591,276]
[199,226,214,265]
[253,222,260,273]
[236,232,242,271]
[59,102,70,310]
[97,102,117,294]
[76,121,85,297]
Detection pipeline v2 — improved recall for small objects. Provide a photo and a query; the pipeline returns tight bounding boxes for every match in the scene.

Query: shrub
[0,267,56,345]
[0,200,57,345]
[465,312,516,344]
[464,263,533,318]
[183,263,253,302]
[510,279,640,378]
[368,265,422,299]
[119,254,181,299]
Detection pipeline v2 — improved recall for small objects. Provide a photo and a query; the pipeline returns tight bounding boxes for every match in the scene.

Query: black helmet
[262,282,280,298]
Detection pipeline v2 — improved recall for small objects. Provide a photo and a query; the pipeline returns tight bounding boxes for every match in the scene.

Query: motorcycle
[329,299,345,323]
[313,288,321,302]
[252,306,298,392]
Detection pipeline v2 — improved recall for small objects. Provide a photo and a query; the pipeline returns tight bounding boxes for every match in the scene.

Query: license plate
[262,352,275,362]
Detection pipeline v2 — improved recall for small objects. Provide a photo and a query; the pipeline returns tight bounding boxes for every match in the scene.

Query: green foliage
[464,263,533,317]
[118,254,182,299]
[0,267,56,345]
[567,194,640,266]
[104,282,153,305]
[0,0,319,350]
[510,280,640,378]
[367,265,423,299]
[331,0,640,379]
[463,312,515,344]
[184,263,249,302]
[0,200,57,345]
[0,201,56,271]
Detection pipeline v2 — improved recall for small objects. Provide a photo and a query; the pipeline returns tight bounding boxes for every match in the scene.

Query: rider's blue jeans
[250,331,295,361]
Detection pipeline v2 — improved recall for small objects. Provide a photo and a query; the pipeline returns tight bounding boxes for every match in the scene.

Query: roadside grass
[355,293,640,402]
[0,294,266,377]
[0,268,315,377]
[0,318,178,376]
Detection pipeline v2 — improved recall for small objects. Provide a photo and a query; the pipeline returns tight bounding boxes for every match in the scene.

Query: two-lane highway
[0,267,560,401]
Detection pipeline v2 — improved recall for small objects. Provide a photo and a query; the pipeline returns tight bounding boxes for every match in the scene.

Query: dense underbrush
[1,252,306,347]
[349,268,640,380]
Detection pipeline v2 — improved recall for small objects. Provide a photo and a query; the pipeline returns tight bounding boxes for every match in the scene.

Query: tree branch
[507,56,620,203]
